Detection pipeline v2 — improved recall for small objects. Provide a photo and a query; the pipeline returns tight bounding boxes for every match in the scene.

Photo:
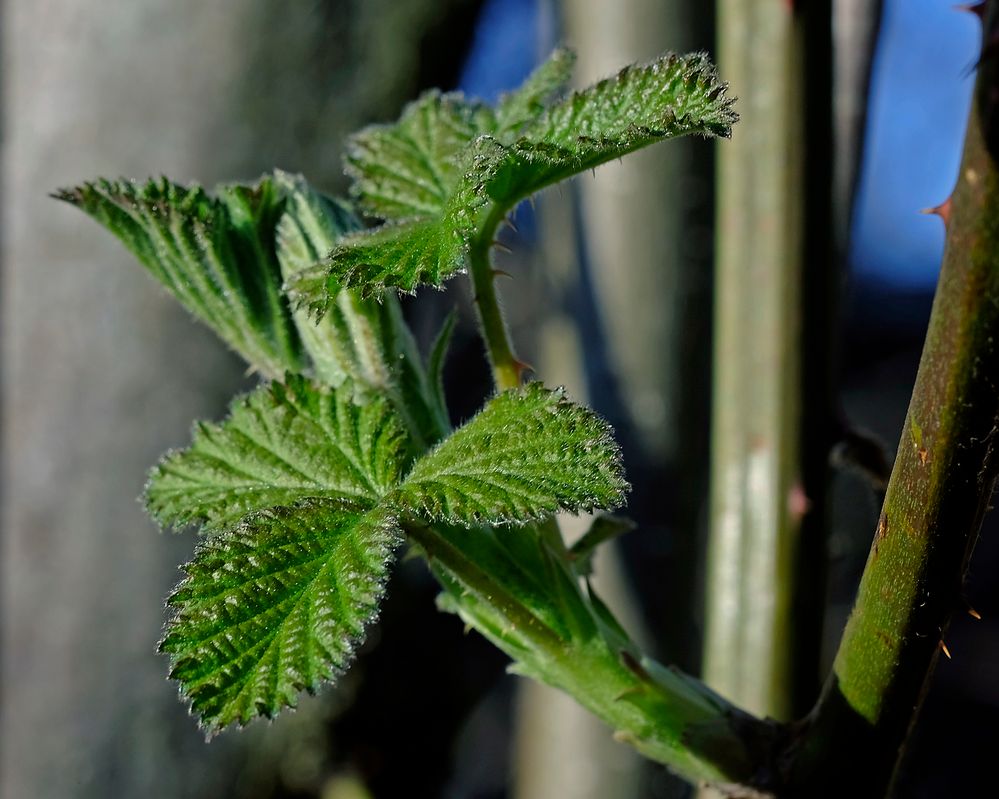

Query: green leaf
[272,173,452,447]
[344,90,494,221]
[486,51,737,205]
[568,514,637,577]
[290,49,735,306]
[56,176,304,378]
[272,171,362,385]
[396,382,628,526]
[495,47,576,135]
[288,136,505,301]
[161,501,399,732]
[146,376,408,533]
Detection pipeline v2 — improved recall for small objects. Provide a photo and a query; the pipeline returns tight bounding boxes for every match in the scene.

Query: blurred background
[2,0,997,797]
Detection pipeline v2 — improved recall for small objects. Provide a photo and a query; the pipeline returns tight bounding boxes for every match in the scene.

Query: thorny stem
[785,8,999,795]
[469,205,524,391]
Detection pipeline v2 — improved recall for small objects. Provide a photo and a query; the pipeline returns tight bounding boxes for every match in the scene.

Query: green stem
[407,519,782,790]
[469,206,523,391]
[787,13,999,794]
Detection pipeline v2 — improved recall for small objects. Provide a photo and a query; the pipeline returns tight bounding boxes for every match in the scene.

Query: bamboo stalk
[703,0,806,723]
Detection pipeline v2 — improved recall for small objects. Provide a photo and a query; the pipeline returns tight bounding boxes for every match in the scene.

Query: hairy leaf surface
[344,90,493,221]
[147,377,408,533]
[161,501,399,731]
[288,136,503,299]
[275,173,451,446]
[494,47,575,135]
[396,383,628,525]
[57,177,304,378]
[293,49,734,306]
[273,171,361,385]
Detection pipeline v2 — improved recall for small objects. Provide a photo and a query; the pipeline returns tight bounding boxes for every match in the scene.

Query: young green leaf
[147,376,408,533]
[486,51,737,206]
[288,136,504,300]
[56,176,304,378]
[495,47,576,135]
[161,501,399,732]
[273,173,452,447]
[272,170,362,385]
[568,514,637,577]
[291,49,735,307]
[395,382,628,525]
[344,90,494,221]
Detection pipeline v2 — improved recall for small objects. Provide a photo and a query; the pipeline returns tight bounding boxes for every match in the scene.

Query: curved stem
[469,205,523,391]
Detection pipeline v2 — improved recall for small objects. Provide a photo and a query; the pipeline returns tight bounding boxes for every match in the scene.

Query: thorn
[528,195,536,211]
[504,216,519,234]
[920,197,952,227]
[491,240,513,254]
[619,650,651,681]
[954,2,986,19]
[968,606,983,620]
[613,687,646,702]
[512,358,534,380]
[939,639,953,659]
[491,268,514,280]
[787,483,812,520]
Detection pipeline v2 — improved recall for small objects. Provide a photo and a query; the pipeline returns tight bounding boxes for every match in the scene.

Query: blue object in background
[457,0,552,102]
[458,0,552,241]
[851,0,978,291]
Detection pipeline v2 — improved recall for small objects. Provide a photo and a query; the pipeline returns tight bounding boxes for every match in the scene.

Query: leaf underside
[161,501,399,733]
[56,176,305,379]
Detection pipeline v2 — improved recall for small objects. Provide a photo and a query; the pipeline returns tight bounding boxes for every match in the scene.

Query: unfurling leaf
[161,501,399,732]
[274,174,452,444]
[568,514,637,577]
[146,376,409,533]
[395,382,628,525]
[288,136,504,299]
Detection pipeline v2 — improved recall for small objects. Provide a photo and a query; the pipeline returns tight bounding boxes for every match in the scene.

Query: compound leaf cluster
[287,49,735,306]
[152,379,625,730]
[56,44,733,736]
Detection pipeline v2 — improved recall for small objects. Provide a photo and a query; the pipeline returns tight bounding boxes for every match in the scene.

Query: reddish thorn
[954,2,986,20]
[968,606,983,620]
[512,358,534,380]
[939,639,953,659]
[491,240,513,254]
[920,197,952,226]
[787,483,812,519]
[491,268,514,280]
